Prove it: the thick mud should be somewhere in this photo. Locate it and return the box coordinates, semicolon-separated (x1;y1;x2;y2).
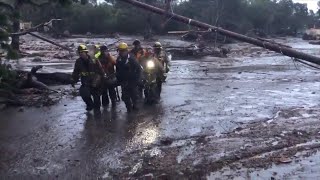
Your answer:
1;35;320;179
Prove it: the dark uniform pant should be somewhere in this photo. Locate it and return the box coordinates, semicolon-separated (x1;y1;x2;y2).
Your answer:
156;71;166;98
102;84;117;106
121;83;138;111
138;82;144;99
80;85;101;109
156;77;162;98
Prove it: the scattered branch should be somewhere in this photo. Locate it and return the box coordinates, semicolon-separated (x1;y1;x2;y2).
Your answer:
10;19;62;36
0;2;14;11
0;27;8;34
294;58;320;70
25;0;51;7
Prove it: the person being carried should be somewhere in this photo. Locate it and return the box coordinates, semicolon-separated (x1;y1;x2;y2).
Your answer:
98;45;117;107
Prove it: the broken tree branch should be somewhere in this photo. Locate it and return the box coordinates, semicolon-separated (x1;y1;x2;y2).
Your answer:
25;0;51;7
10;19;62;36
0;2;14;11
119;0;320;66
293;58;320;70
107;39;122;47
168;30;209;34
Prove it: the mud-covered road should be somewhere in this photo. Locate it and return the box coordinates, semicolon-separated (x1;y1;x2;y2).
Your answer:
1;35;320;179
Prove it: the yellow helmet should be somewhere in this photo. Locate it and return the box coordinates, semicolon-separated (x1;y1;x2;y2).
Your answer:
118;42;128;50
94;45;100;49
153;42;162;49
78;44;88;52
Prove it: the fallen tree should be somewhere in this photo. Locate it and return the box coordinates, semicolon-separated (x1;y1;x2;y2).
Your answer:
64;33;121;39
32;72;73;85
309;41;320;45
0;61;70;107
16;65;72;88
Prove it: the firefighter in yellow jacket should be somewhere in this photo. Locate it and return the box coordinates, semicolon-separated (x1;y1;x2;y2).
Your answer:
72;45;104;111
153;42;170;97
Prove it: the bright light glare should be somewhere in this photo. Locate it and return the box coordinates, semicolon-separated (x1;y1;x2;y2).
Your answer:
147;60;155;69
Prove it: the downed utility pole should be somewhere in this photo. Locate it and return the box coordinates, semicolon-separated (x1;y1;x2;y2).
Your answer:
118;0;320;66
28;32;72;52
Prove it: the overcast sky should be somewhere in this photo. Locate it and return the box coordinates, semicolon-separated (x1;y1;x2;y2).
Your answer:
293;0;318;11
97;0;318;11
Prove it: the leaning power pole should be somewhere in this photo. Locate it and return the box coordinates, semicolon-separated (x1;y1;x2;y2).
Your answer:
118;0;320;66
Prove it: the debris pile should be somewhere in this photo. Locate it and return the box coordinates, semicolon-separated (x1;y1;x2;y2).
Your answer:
166;45;229;58
0;61;72;108
167;31;231;58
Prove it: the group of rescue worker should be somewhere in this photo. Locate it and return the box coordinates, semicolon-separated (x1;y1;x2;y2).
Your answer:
71;40;170;112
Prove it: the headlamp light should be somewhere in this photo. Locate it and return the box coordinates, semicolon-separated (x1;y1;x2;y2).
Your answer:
147;60;155;69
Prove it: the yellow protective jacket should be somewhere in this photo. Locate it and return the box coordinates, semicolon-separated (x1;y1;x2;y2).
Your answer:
72;56;104;87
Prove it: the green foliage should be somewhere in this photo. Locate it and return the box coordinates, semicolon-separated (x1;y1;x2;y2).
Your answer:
0;12;14;59
0;13;9;40
6;48;19;59
1;0;319;39
0;60;17;88
0;0;89;53
20;0;317;36
21;1;167;34
175;0;314;35
67;3;118;34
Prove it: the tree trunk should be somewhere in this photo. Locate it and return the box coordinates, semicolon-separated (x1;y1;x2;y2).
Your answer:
11;18;20;51
11;1;22;51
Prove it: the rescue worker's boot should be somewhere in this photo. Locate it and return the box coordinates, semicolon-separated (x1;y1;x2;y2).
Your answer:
111;100;117;107
102;96;110;107
102;88;110;106
92;88;101;110
80;86;94;111
132;104;139;111
131;86;139;111
156;80;162;99
86;105;94;111
109;87;117;107
122;84;134;112
138;86;143;99
125;101;133;112
122;92;132;112
131;96;139;111
93;95;101;110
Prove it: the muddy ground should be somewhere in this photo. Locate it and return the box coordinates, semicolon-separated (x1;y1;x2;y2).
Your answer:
1;35;320;179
